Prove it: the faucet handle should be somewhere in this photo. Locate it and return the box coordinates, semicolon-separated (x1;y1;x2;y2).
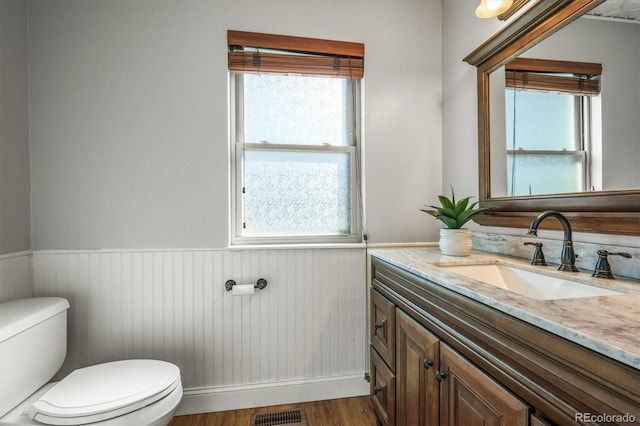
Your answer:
524;242;547;266
592;250;632;279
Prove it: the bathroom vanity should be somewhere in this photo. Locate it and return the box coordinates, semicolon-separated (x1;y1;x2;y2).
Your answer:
367;247;639;426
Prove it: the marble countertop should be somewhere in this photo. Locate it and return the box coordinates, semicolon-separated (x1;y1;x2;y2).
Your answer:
368;245;640;370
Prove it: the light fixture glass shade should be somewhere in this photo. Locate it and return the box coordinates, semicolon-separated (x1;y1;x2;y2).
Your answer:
475;0;514;18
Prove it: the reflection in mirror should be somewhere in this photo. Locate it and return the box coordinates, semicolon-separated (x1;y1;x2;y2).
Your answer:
489;6;640;197
464;0;640;235
506;89;588;196
491;58;603;196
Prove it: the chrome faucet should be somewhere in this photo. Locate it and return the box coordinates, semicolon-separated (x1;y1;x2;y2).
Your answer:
527;210;579;272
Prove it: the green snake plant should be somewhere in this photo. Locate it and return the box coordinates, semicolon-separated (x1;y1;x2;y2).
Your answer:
421;187;488;229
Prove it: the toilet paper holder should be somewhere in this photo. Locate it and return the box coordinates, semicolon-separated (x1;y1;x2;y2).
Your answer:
225;278;268;292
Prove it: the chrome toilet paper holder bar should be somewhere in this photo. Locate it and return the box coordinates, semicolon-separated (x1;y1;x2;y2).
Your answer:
225;278;268;291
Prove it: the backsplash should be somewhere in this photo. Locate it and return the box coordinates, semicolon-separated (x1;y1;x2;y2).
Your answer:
472;232;640;280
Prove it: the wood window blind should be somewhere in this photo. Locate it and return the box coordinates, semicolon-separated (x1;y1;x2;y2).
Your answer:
506;58;601;95
228;30;364;79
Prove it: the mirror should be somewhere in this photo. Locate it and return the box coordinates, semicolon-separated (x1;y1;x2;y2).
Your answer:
490;6;638;197
464;0;640;235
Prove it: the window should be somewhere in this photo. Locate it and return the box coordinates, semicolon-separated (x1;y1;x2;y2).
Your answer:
504;58;601;196
228;31;364;244
505;89;590;196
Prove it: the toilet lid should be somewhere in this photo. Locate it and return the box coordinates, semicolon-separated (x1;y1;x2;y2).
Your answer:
30;359;180;425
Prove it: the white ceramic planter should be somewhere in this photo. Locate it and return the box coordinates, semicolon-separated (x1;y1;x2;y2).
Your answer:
439;228;472;256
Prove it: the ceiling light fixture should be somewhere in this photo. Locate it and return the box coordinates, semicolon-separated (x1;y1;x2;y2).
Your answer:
476;0;514;18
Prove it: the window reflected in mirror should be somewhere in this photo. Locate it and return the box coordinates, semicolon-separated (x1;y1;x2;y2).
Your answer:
493;58;604;197
505;80;598;195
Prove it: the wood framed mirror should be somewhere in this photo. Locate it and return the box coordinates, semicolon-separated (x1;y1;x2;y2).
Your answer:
464;0;640;236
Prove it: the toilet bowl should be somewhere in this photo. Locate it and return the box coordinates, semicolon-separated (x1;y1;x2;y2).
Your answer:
0;298;183;426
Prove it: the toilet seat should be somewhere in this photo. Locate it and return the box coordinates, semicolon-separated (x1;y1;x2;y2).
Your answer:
29;360;180;426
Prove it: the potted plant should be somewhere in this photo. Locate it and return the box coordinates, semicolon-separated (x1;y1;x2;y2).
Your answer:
421;187;488;256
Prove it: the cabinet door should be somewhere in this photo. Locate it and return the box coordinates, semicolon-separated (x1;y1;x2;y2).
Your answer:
439;343;529;426
371;289;396;369
396;309;440;426
371;347;396;426
530;415;552;426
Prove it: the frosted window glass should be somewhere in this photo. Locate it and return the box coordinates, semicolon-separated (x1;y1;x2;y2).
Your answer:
243;149;352;236
505;90;577;150
244;74;348;146
507;154;584;196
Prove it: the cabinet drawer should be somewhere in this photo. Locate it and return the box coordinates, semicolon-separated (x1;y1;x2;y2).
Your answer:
371;289;396;369
371;346;396;426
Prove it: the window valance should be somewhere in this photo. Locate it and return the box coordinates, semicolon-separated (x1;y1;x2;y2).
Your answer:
506;58;601;95
228;30;364;79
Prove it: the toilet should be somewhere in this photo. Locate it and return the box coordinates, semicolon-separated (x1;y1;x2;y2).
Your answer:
0;297;182;425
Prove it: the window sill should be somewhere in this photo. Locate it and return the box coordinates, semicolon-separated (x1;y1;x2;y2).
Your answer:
227;243;367;251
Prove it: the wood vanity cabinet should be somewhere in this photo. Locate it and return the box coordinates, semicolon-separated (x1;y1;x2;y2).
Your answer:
369;257;640;426
371;288;528;426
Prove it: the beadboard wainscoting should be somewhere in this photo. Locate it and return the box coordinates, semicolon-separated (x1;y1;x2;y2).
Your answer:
0;251;33;302
32;247;369;414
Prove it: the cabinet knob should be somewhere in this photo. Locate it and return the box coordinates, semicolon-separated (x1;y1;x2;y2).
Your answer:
374;386;383;394
423;359;433;369
435;371;447;381
374;322;384;330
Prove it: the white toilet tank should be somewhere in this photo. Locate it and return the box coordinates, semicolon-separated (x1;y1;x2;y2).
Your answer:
0;297;70;417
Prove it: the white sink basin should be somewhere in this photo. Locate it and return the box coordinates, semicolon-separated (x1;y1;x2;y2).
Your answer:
439;264;622;300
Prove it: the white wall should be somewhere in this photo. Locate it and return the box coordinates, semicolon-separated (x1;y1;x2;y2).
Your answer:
442;0;501;203
0;251;32;302
24;0;443;413
0;0;32;301
29;0;443;249
0;0;31;255
33;247;367;413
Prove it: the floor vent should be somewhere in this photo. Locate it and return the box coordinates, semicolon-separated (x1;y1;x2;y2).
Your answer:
251;407;307;426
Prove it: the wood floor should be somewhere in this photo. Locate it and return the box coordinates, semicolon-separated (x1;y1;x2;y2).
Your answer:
168;396;377;426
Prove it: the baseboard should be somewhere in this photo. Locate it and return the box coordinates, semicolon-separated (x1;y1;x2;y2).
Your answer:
175;373;370;415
